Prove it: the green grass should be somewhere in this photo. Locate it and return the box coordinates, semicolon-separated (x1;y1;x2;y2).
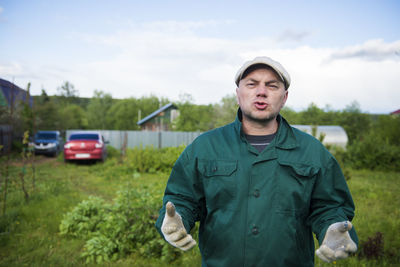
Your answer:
0;156;399;266
314;169;400;267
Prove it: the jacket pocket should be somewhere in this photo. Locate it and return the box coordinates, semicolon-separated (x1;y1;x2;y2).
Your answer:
274;160;319;214
197;159;238;210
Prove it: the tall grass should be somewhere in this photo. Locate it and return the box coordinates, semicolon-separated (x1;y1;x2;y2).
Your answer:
0;156;399;266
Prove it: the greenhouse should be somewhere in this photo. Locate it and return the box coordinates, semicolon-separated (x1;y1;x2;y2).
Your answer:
292;125;348;148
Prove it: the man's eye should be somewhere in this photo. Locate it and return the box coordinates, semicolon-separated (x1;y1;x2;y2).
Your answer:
247;83;255;87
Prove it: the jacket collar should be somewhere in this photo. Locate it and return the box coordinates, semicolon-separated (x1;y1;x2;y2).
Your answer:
234;108;298;150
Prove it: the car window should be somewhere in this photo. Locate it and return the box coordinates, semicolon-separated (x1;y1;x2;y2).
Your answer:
69;134;99;141
36;133;57;140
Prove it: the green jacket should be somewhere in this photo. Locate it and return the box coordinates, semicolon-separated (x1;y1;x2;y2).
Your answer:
156;112;357;267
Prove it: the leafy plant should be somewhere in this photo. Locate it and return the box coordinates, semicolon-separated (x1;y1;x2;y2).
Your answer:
59;196;110;238
81;235;118;263
346;132;400;171
124;145;185;174
106;145;120;159
59;186;191;263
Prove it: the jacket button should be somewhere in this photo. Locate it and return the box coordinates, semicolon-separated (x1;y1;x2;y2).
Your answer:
253;190;260;198
252;226;259;235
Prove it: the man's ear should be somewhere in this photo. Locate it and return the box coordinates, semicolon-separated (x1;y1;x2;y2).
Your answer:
280;90;288;109
236;88;240;105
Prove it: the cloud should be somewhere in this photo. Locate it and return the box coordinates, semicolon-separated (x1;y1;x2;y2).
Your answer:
0;62;41;80
1;20;399;113
139;19;235;34
327;39;400;62
281;46;400;113
277;29;312;43
0;6;7;24
0;6;4;21
0;61;75;91
64;20;274;101
73;19;235;46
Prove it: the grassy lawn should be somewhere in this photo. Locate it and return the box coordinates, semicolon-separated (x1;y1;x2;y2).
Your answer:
0;156;399;266
314;170;400;267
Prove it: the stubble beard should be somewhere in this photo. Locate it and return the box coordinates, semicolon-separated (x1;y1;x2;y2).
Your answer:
242;108;279;126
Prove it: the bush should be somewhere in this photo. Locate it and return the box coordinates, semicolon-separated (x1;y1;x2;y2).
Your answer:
340;114;400;172
106;145;120;159
331;146;352;180
345;133;400;172
59;196;110;238
125;145;185;174
59;186;190;263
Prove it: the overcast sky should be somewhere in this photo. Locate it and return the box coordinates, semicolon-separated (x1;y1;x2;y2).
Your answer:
0;0;399;113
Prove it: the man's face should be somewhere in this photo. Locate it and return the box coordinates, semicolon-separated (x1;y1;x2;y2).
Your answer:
236;67;288;125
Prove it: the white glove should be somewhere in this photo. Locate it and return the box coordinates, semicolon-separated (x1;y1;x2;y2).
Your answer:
316;221;357;263
161;201;197;251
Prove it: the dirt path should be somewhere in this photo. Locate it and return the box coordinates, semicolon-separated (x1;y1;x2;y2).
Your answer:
8;155;58;167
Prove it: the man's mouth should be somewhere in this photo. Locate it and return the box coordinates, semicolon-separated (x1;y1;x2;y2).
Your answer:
254;101;268;110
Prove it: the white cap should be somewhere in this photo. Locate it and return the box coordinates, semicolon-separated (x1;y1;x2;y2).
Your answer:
235;56;291;89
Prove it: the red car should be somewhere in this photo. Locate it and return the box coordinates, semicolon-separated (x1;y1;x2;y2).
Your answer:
64;132;107;162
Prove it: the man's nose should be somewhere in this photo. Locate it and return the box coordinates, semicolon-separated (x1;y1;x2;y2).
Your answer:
256;85;268;97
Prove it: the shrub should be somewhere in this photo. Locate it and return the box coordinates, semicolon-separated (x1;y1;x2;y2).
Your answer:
125;145;185;174
331;146;352;180
346;133;400;172
59;186;190;263
59;196;110;238
106;145;120;159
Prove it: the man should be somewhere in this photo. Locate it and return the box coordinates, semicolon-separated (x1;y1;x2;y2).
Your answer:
155;56;358;266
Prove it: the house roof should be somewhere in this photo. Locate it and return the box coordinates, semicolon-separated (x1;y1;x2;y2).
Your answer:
137;103;177;125
0;78;33;107
390;109;400;115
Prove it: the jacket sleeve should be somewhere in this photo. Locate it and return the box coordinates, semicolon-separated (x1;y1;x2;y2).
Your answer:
155;147;205;237
307;156;358;246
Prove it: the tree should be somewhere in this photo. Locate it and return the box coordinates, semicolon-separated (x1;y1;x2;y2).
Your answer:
106;95;168;130
56;81;79;106
34;89;61;130
174;95;215;131
373;114;400;146
337;101;372;145
19;83;34;135
297;103;326;125
106;98;140;130
37;88;50;104
280;106;299;124
137;95;169;122
59;104;88;130
213;94;238;128
57;81;78;98
86;90;113;129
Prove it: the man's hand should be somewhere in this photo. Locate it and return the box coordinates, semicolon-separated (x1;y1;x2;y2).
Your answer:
316;221;357;263
161;201;197;251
